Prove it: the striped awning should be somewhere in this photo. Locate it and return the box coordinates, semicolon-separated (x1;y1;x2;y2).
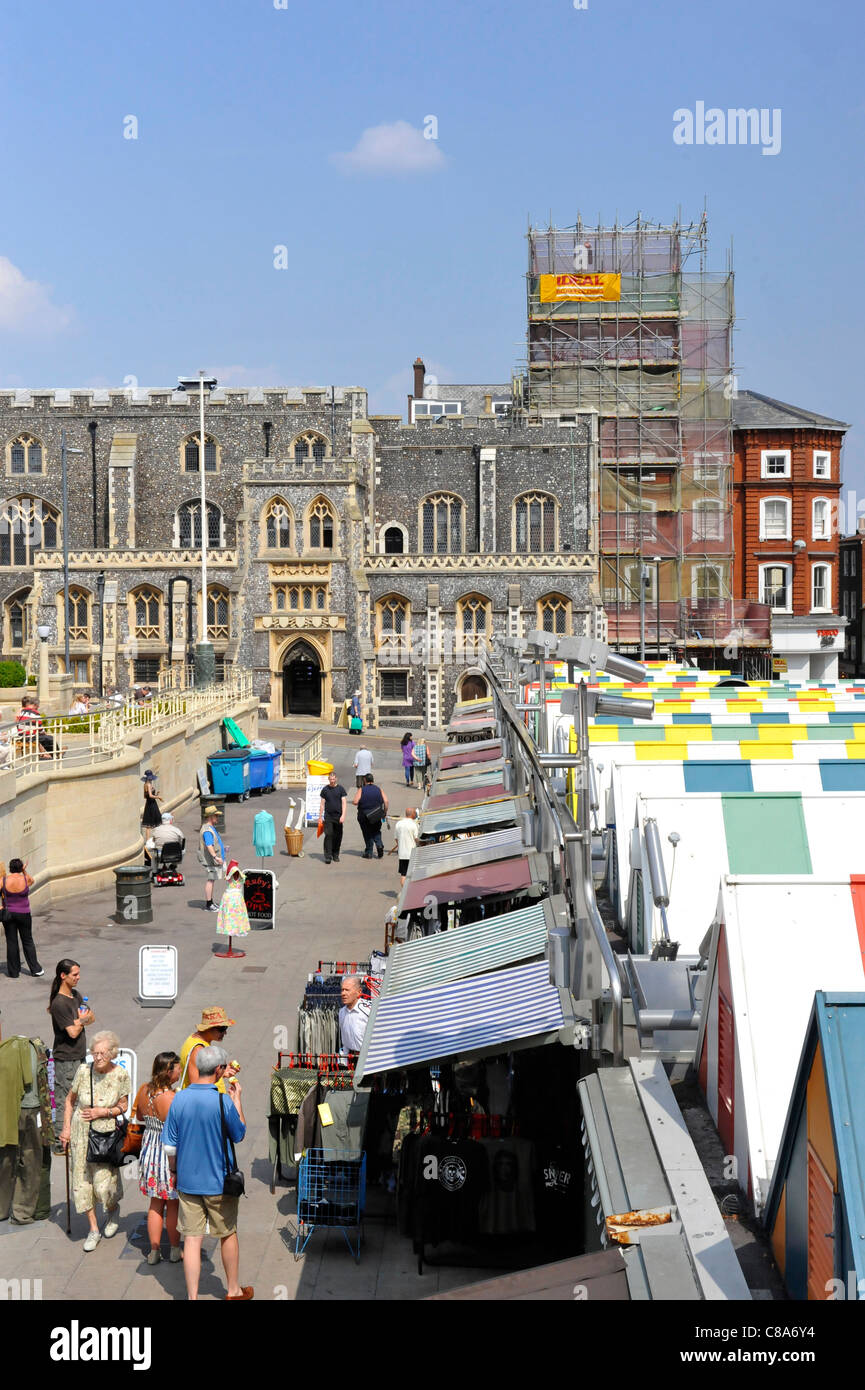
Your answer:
409;826;527;878
383;900;554;996
355;959;565;1080
420;798;521;837
426;783;507;811
400;854;536;912
435;760;507;782
429;770;506;797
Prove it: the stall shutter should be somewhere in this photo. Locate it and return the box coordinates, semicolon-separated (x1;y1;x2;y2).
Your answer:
717;991;734;1155
807;1145;835;1301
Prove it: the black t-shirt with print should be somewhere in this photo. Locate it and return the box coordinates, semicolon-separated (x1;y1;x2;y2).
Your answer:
320;784;347;819
411;1137;489;1248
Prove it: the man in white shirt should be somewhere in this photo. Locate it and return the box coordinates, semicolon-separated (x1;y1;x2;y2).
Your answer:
390;806;419;886
353;745;373;788
338;975;370;1054
151;811;186;854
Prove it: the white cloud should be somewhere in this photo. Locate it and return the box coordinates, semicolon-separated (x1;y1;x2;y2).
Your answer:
0;257;72;335
330;121;446;176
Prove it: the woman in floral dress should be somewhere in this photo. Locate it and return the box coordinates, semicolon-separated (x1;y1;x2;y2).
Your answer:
132;1051;182;1265
59;1029;129;1253
216;860;250;941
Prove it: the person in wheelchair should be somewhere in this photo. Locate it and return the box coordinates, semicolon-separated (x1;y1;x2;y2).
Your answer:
150;812;186;885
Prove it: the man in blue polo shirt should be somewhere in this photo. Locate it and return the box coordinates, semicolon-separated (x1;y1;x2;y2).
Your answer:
162;1044;251;1301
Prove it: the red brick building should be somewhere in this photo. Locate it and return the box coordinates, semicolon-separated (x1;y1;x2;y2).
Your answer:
732;391;848;680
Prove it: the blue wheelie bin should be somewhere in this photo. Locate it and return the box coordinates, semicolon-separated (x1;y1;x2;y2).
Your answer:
207;749;251;801
249;748;281;794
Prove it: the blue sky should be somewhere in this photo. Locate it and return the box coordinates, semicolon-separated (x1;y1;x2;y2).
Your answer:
0;0;862;487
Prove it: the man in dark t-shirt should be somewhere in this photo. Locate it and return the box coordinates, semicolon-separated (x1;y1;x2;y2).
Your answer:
318;771;348;865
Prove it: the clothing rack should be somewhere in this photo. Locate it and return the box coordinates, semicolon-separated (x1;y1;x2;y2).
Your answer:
276;1052;355;1074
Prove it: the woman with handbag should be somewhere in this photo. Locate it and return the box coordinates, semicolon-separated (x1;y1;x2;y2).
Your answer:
59;1029;129;1252
132;1051;182;1266
353;773;389;859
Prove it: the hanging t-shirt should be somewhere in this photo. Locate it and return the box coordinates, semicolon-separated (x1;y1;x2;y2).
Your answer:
535;1144;580;1240
477;1137;537;1236
411;1136;488;1248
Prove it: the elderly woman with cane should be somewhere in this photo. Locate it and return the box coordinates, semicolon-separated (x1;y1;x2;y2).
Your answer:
59;1029;129;1251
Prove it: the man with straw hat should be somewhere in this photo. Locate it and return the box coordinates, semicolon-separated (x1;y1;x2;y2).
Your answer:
179;1006;238;1094
199;805;226;912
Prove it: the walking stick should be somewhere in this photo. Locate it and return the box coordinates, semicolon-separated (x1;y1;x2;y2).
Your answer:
64;1145;71;1234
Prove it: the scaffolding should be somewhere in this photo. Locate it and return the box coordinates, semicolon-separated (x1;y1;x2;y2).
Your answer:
523;214;754;662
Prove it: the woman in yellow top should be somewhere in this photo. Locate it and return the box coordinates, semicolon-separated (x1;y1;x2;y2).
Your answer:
178;1005;239;1094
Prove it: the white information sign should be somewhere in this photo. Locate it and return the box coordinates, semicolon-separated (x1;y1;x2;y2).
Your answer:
305;774;329;824
138;944;178;1008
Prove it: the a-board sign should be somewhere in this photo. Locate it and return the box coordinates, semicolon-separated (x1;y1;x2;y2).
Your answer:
244;869;276;929
84;1047;137;1120
305;774;328;824
197;766;210;796
138;944;178;1008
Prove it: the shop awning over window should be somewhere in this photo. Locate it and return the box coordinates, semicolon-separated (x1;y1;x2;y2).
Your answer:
425;783;507;811
383;899;556;997
420;798;522;837
400;852;543;912
410;826;527;878
355;959;565;1081
435;759;507;782
440;739;503;769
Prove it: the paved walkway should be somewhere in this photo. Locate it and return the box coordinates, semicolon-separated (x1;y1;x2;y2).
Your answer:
0;728;495;1300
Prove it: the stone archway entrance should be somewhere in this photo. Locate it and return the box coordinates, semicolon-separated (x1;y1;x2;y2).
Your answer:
459;673;489;702
283;641;322;717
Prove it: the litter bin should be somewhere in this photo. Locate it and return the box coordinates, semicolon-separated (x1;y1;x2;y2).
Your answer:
285;827;304;857
114;864;153;925
199;793;227;834
208;749;251;800
249;749;281;794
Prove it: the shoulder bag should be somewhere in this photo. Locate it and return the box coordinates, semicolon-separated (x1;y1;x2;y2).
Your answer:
363;791;387;828
0;877;7;926
85;1065;129;1167
219;1091;245;1198
123;1088;148;1158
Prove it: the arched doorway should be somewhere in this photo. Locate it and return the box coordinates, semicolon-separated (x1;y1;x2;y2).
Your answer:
283;641;322;716
459;673;488;702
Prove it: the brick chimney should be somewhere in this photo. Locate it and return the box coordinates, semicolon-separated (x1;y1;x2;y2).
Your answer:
412;357;426;399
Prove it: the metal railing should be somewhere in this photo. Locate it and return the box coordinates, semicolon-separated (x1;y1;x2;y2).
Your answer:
280;732;323;784
3;671;254;778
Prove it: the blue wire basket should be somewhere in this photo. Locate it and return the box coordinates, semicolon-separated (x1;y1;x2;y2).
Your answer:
295;1148;366;1262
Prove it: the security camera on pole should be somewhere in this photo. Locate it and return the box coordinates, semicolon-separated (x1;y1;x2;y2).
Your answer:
177;372;218;686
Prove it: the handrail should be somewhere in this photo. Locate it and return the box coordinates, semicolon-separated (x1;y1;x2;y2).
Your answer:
484;661;625;1065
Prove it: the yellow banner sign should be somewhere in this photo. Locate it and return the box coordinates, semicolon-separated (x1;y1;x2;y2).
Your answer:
539;273;621;303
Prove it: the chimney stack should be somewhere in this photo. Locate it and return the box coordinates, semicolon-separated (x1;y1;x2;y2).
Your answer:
412;357;426;400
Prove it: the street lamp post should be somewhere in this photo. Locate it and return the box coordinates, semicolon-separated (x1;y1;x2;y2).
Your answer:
177;373;218;686
36;624;51;707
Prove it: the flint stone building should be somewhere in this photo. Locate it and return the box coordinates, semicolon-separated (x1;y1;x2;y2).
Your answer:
0;384;597;728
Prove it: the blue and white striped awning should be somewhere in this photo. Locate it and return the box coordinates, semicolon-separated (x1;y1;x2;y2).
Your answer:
383;900;553;996
355;959;565;1080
